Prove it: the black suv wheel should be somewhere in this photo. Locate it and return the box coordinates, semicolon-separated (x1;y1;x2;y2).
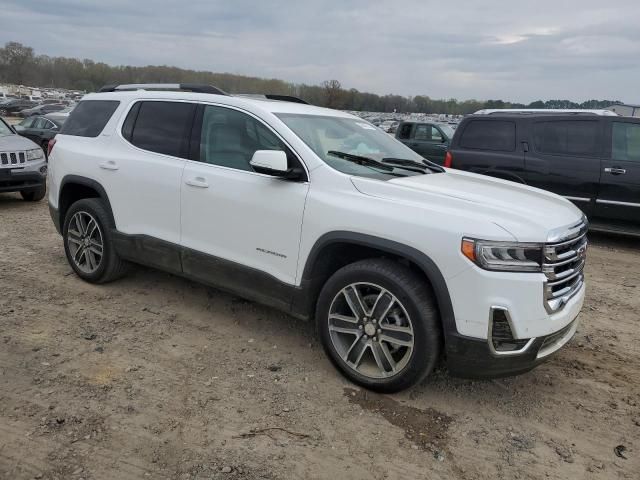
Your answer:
20;184;46;202
62;198;128;283
316;258;441;392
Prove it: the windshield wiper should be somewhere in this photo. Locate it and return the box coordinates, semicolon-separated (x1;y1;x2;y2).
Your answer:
327;150;396;172
382;157;445;173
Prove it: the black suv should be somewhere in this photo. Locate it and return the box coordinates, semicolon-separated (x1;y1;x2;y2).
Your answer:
447;111;640;235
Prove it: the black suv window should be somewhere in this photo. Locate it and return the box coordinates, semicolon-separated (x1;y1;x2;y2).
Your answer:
61;100;120;138
460;120;515;151
198;105;292;172
533;120;599;156
612;122;640;163
125;101;195;158
397;123;413;140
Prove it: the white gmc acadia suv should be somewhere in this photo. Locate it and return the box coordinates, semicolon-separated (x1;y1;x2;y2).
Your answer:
47;84;587;392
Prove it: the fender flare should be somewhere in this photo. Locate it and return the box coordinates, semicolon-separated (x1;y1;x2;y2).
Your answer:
301;231;458;338
58;175;116;227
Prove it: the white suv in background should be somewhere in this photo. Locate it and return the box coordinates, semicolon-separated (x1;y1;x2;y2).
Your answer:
47;84;587;392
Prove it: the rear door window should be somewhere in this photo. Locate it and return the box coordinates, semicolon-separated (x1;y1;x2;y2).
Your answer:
60;100;120;137
533;121;600;156
612;122;640;162
460;120;516;151
125;101;195;158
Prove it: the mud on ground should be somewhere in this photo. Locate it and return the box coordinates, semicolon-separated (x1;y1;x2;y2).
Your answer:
1;194;638;479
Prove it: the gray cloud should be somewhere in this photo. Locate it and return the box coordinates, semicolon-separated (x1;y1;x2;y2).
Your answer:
1;0;638;102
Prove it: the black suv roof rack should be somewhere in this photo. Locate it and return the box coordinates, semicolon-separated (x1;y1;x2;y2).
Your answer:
235;93;309;105
98;83;229;95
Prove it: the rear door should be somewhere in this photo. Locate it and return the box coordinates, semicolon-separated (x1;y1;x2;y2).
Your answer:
100;100;194;252
450;118;525;182
595;119;640;223
524;118;603;215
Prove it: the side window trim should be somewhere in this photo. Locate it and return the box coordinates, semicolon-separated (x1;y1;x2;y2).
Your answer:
188;102;309;182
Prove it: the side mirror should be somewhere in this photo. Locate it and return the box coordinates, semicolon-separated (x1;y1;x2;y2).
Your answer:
250;150;287;173
250;150;304;180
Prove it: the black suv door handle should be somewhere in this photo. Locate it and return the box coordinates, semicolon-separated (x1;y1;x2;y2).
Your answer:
604;167;626;175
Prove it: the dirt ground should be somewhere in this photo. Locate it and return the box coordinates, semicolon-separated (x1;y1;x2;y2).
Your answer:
0;193;638;480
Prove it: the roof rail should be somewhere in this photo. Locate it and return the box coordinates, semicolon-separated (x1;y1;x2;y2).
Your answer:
474;108;618;117
98;83;229;95
235;93;309;105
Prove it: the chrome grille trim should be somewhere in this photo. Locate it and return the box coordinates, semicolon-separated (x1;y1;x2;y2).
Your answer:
543;220;588;314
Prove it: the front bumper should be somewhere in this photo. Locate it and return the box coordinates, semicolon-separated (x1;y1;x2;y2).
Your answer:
445;306;581;379
0;168;46;193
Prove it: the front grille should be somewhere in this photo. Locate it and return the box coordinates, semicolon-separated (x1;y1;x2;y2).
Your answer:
0;151;26;167
542;221;588;313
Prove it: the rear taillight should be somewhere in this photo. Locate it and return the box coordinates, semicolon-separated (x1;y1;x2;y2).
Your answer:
444;151;453;168
47;137;57;158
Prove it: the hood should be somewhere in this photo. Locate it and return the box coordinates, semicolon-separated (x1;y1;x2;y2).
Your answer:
351;169;584;242
0;133;40;151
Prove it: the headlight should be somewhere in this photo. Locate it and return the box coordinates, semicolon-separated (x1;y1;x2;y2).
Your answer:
26;148;44;161
461;238;543;272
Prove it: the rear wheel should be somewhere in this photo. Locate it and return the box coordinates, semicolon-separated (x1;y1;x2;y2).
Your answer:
316;258;441;392
62;198;128;283
21;184;46;202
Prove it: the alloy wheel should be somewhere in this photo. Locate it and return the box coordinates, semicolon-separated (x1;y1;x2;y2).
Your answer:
67;211;104;274
328;282;415;379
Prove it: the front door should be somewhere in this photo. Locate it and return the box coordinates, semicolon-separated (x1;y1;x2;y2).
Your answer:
180;104;309;297
595;120;640;223
409;124;448;164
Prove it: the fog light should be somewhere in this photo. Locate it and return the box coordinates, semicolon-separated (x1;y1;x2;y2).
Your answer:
39;166;48;174
489;307;533;355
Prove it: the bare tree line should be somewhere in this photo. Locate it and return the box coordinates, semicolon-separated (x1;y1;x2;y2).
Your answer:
0;42;619;114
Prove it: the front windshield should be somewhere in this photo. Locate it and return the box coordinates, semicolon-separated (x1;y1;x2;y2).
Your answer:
0;120;14;137
276;113;428;179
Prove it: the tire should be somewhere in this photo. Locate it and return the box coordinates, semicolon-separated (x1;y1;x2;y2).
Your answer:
21;184;46;202
62;198;129;283
316;258;441;393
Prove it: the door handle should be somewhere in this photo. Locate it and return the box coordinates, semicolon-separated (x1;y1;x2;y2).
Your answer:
185;177;209;188
99;160;119;171
604;167;626;175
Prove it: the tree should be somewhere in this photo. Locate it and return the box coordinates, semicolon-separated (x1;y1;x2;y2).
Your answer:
0;42;35;84
322;79;343;108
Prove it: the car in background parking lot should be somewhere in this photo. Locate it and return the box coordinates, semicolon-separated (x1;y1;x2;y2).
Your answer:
15;115;64;154
447;110;640;235
0;99;38;116
17;103;67;118
395;120;455;164
0;116;48;201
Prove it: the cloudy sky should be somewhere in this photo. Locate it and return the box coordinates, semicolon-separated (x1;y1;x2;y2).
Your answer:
2;0;639;103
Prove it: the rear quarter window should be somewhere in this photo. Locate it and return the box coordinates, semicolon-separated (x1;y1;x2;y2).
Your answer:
459;120;515;151
60;100;120;138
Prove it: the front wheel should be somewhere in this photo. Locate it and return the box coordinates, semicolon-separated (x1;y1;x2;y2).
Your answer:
21;184;46;202
316;258;441;392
